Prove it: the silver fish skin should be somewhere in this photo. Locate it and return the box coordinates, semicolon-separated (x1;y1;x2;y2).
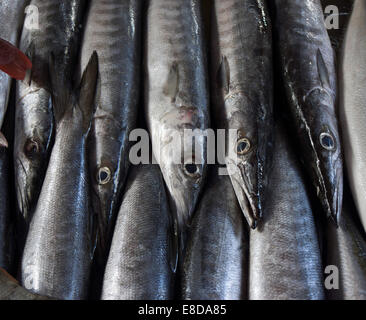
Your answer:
210;0;273;228
274;0;343;225
340;0;366;234
78;0;142;262
21;53;99;300
0;268;49;300
325;196;366;300
181;168;248;300
0;147;11;271
14;0;87;232
144;0;210;236
249;123;324;300
0;0;28;132
101;164;175;300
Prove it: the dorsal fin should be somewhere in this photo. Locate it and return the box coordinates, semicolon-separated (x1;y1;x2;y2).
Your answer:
48;52;70;124
317;49;330;89
78;51;99;132
163;62;179;102
217;55;230;95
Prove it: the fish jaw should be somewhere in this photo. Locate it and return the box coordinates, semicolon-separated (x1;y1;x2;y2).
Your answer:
226;159;262;229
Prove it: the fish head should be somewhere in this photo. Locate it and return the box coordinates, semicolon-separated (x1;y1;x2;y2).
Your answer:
223;97;270;227
154;119;207;231
14;87;53;224
306;88;343;224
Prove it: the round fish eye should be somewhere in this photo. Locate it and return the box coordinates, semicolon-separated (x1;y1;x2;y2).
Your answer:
236;138;251;155
24;139;39;159
96;166;111;185
184;163;199;177
319;132;335;151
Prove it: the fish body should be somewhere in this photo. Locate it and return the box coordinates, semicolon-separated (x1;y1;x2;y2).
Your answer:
14;0;86;234
249;123;324;300
340;0;366;233
101;164;175;300
210;0;273;227
0;147;11;271
79;0;142;264
20;53;98;300
0;268;49;300
0;0;28;129
325;195;366;300
144;0;210;238
274;0;343;224
181;168;248;300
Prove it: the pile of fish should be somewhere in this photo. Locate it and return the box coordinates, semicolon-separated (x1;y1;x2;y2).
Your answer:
0;0;365;300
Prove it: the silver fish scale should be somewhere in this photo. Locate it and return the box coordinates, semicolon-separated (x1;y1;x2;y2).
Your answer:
102;165;173;300
276;0;337;99
249;124;324;300
181;172;248;300
148;0;208;111
21;114;92;300
80;0;139;118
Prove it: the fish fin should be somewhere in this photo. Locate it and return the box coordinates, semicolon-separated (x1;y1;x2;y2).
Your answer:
217;55;230;95
317;49;330;89
48;52;70;124
0;132;8;148
163;62;179;102
77;51;99;132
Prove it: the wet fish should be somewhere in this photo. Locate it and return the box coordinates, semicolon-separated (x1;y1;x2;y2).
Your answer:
144;0;210;240
0;0;28;135
101;163;175;300
249;123;324;300
14;0;87;235
21;53;99;300
210;0;273;228
0;268;49;300
181;167;248;300
79;0;142;266
0;147;11;271
273;0;343;225
325;194;366;300
339;0;366;233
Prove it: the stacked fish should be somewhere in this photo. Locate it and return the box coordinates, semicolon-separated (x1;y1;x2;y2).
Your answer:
0;0;365;300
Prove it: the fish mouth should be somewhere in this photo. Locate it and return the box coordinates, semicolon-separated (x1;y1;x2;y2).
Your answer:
321;160;343;227
227;162;262;229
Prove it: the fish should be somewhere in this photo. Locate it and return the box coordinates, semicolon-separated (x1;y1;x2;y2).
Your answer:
101;163;175;300
78;0;142;267
273;0;343;225
210;0;273;228
144;0;210;244
0;0;28;141
0;268;49;300
249;122;324;300
0;146;11;271
339;0;366;234
325;194;366;300
14;0;87;238
20;52;99;300
181;167;248;300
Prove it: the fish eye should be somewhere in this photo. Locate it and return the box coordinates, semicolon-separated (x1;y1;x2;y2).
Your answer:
319;132;335;151
236;138;251;155
96;166;111;185
184;163;199;177
24;139;39;159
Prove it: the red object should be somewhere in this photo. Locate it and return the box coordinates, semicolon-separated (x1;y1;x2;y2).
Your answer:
0;37;32;80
